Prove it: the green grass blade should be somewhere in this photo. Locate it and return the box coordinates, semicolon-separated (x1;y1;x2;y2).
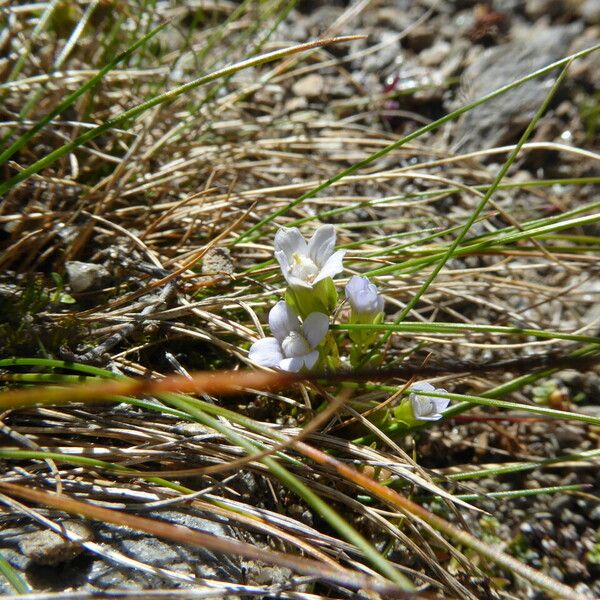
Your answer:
410;390;600;427
16;0;101;122
445;449;600;482
235;44;600;243
413;484;585;504
333;321;600;345
389;58;572;333
365;212;600;277
0;358;122;378
0;36;358;197
0;21;168;168
2;1;60;86
158;392;413;590
0;550;30;594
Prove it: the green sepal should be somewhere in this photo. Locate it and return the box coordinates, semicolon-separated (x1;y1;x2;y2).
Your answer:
285;277;338;319
392;399;417;427
321;331;341;371
348;310;385;350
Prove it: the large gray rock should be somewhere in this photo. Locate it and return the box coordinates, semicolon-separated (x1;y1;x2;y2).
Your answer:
453;24;583;152
1;508;244;592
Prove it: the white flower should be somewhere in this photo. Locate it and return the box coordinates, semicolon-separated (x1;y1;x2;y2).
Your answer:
248;301;329;372
274;225;345;289
409;382;450;421
345;275;384;319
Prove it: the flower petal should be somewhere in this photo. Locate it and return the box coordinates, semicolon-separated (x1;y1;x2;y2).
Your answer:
431;389;450;412
314;249;345;284
302;350;319;370
308;224;336;266
345;275;366;299
248;337;283;368
274;250;292;285
287;274;313;289
410;382;435;394
269;301;300;341
345;275;383;315
274;227;307;261
416;412;443;421
303;312;329;348
279;356;304;372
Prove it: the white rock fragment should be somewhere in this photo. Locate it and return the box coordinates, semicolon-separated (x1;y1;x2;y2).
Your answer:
65;261;110;292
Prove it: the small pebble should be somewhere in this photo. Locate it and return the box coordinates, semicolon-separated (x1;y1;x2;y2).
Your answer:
525;0;565;19
291;74;325;99
581;0;600;23
554;424;584;447
66;261;110;293
559;524;579;544
520;522;534;535
19;521;93;565
561;508;586;527
201;247;234;286
565;557;588;578
420;41;451;67
549;495;572;514
589;505;600;522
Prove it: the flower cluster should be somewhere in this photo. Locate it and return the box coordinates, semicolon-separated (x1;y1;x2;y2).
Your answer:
247;224;451;423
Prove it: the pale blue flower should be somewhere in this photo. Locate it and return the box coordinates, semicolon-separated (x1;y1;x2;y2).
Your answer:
274;225;345;289
249;301;328;372
409;382;450;421
345;275;384;320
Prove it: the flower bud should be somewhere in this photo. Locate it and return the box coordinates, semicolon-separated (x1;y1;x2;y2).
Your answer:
345;275;384;322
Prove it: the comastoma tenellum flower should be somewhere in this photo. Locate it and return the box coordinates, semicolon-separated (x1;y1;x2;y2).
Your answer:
345;275;384;322
409;382;450;421
274;225;345;289
248;301;329;372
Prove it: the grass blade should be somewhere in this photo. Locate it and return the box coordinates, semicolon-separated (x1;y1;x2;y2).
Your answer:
0;21;168;168
235;44;599;243
0;36;361;197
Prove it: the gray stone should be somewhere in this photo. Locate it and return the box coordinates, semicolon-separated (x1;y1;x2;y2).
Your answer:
420;40;451;67
65;261;110;293
88;510;241;590
119;537;181;567
0;546;29;571
589;505;600;522
291;74;325;99
18;521;94;565
493;0;525;10
554;424;584;447
363;34;401;72
201;247;233;277
453;24;583;152
525;0;565;19
201;246;234;286
581;0;600;23
564;556;588;578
